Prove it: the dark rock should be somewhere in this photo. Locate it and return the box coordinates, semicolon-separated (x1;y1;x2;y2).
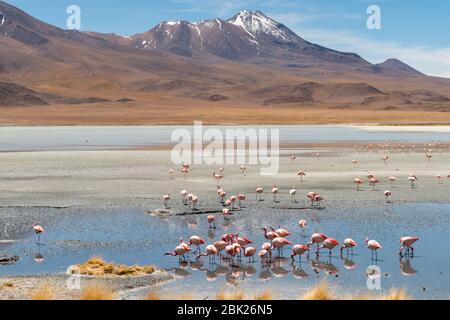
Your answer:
0;254;19;265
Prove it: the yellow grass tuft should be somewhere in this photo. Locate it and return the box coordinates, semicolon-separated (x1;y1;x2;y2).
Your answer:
382;288;411;300
302;282;334;300
70;256;156;277
145;292;161;300
2;281;14;288
216;290;245;300
29;285;56;300
253;290;273;300
79;284;116;300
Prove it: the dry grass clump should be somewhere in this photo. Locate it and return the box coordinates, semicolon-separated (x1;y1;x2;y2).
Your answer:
253;290;273;300
79;284;116;300
302;282;334;300
29;285;56;300
382;288;411;300
216;290;245;300
145;291;193;300
2;281;14;288
70;256;156;277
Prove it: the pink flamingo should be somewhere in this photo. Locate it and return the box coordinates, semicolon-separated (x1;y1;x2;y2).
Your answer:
191;195;199;211
163;194;171;209
426;153;432;161
365;237;382;260
256;187;264;201
213;240;228;257
436;174;443;184
272;185;279;203
399;236;419;256
229;195;237;209
317;238;339;256
307;233;327;249
316;153;320;160
181;167;190;179
261;227;279;241
369;178;379;191
196;245;218;264
261;242;272;258
352;160;358;168
207;215;216;229
189;235;206;254
270;227;291;238
221;233;235;244
244;247;257;262
291;244;309;262
382;155;389;164
290;155;296;164
32;223;44;244
354;178;363;191
222;208;231;220
340;238;357;255
297;171;306;182
180;188;188;205
225;244;240;265
271;237;292;258
213;171;223;187
298;220;307;237
165;244;191;262
389;176;397;188
313;194;324;207
408;175;417;188
238;194;246;208
258;249;270;264
169;169;175;179
384;190;392;203
235;233;253;249
217;189;226;204
290;186;297;203
307;192;318;206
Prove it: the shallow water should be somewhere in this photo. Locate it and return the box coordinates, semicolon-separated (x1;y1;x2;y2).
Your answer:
1;125;450;151
1;200;449;299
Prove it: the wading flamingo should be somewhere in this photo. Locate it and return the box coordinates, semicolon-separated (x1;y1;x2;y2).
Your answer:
384;190;392;203
213;240;227;257
365;237;382;260
382;155;389;164
290;186;297;203
272;185;279;203
259;249;270;265
189;235;206;254
369;178;379;191
340;238;357;255
261;242;272;258
307;233;327;249
272;237;292;258
436;174;443;184
32;223;44;244
352;160;358;168
389;176;397;188
297;171;306;182
244;247;257;262
298;219;307;237
408;175;417;188
399;236;419;257
218;189;226;204
271;227;291;238
307;192;318;206
290;155;296;164
180;188;188;205
207;215;216;229
229;195;237;209
169;169;175;179
240;165;247;176
225;244;240;265
354;178;363;191
317;238;339;256
213;172;223;187
165;244;191;262
291;244;309;262
426;153;433;161
181;167;190;179
163;194;171;209
238;194;246;208
191;195;199;211
222;208;231;220
256;187;264;201
313;194;324;207
196;245;218;264
261;227;279;241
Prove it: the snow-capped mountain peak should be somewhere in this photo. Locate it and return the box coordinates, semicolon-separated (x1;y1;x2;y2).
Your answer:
228;10;298;42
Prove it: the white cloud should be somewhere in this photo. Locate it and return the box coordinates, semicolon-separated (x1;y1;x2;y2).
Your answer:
298;28;450;78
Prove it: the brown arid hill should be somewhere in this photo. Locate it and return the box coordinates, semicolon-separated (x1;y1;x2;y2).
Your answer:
1;2;450;125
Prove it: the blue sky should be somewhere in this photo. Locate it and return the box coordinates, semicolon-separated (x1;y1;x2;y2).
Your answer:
4;0;450;77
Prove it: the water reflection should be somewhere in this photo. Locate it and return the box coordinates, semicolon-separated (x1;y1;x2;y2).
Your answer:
400;256;418;276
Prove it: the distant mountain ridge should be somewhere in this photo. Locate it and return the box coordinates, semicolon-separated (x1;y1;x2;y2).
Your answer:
0;1;449;115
